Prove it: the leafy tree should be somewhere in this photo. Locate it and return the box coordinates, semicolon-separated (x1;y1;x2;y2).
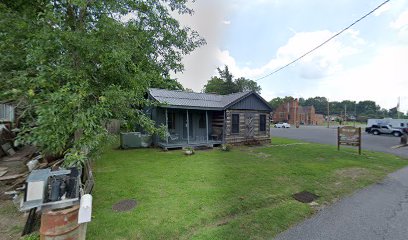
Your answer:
304;97;328;114
235;77;261;93
356;100;380;118
268;96;294;111
330;101;342;115
0;0;204;165
268;97;284;111
204;77;228;94
203;65;261;94
298;97;306;106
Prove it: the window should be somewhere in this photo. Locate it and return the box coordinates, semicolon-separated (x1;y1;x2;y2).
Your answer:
232;114;239;134
401;123;405;127
167;112;176;130
279;112;284;118
199;113;206;129
259;114;266;132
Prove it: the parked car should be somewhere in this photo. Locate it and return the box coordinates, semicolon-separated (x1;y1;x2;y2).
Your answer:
367;124;404;137
275;122;291;128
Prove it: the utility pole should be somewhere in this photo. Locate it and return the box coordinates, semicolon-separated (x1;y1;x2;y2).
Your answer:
398;97;401;119
287;102;290;123
294;99;297;127
354;102;357;127
344;104;347;124
327;99;330;128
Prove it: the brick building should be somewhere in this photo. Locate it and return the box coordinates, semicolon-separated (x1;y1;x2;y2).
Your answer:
272;99;325;125
272;99;299;125
314;114;325;125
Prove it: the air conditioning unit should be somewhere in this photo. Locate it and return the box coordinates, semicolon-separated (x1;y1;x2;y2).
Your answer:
120;132;142;149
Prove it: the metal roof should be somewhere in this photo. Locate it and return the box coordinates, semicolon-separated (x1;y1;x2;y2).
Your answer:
148;88;252;110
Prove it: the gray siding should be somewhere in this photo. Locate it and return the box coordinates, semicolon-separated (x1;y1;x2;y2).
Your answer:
228;94;271;111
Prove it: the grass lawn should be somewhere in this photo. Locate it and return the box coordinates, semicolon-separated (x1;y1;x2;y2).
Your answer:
87;137;407;240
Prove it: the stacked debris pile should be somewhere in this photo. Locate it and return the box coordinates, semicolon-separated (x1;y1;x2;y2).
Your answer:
0;124;16;157
0;124;94;238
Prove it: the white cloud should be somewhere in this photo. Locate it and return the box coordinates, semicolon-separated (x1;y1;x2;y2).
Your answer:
170;1;408;113
172;0;228;91
391;9;408;29
313;45;408;113
214;29;408;112
216;29;364;80
374;2;392;16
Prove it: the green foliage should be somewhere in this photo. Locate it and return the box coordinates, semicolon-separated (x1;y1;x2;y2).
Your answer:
0;1;204;163
203;65;261;95
304;97;329;114
221;143;232;151
268;96;294;111
184;146;194;155
235;77;262;93
63;149;88;167
22;233;40;240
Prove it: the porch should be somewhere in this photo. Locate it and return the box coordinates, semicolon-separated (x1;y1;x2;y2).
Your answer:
158;140;223;149
156;108;225;149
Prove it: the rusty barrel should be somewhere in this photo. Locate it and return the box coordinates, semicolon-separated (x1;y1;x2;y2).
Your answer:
40;205;80;240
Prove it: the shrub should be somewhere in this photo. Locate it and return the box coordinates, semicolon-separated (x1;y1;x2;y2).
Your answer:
184;146;194;155
221;144;232;151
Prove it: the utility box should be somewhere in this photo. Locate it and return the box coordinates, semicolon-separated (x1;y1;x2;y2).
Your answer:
120;132;142;149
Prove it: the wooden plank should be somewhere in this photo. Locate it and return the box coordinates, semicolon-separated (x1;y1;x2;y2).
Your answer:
0;170;8;177
0;173;25;181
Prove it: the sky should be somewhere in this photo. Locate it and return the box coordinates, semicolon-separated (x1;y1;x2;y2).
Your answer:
172;0;408;113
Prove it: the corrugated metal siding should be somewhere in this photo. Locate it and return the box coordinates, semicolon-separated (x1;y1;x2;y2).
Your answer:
0;104;14;122
228;94;271;111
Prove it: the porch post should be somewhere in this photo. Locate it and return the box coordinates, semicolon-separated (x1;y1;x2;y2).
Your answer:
187;109;190;144
165;108;168;145
206;111;209;143
223;110;226;143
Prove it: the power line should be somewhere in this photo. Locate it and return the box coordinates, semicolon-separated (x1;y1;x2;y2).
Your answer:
254;0;390;81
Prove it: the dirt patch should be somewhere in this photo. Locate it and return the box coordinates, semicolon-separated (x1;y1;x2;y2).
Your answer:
292;191;319;203
335;167;369;180
0;146;38;239
112;199;137;212
0;200;26;240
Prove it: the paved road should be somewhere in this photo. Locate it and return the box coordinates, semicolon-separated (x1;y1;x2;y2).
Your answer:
275;166;408;240
271;126;408;158
272;126;408;240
